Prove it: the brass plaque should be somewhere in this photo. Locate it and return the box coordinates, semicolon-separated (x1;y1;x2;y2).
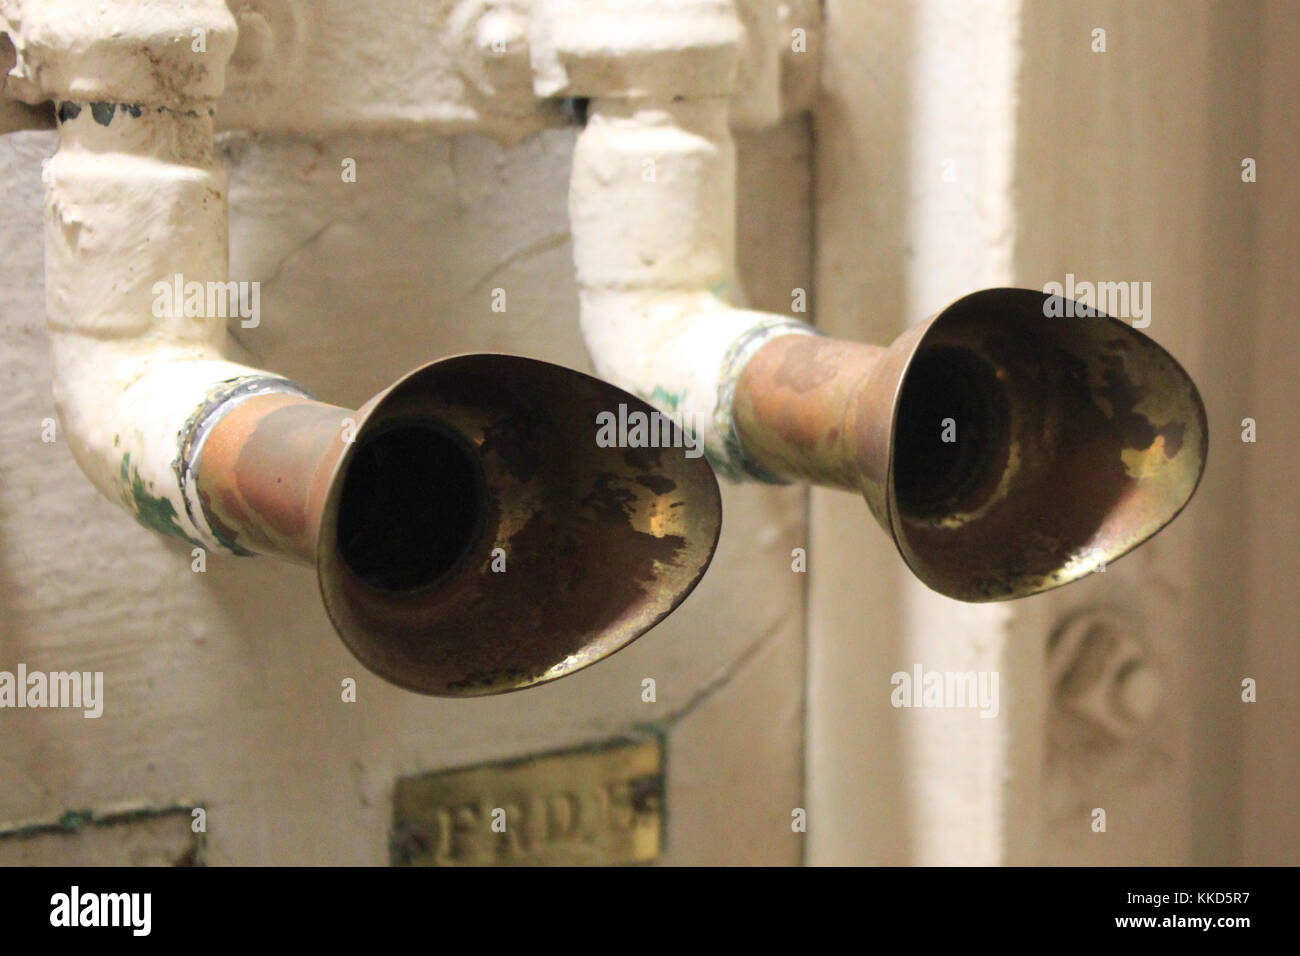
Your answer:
391;736;663;866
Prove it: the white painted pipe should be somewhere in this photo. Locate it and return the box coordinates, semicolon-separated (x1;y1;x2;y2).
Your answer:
45;102;312;552
30;1;312;553
570;96;817;481
556;0;817;482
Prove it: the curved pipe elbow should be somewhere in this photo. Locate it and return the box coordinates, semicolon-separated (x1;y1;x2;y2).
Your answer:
52;352;310;552
44;104;308;554
569;97;818;482
576;288;817;482
566;93;1208;602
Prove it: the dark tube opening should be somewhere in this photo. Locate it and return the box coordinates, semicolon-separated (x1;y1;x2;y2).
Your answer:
893;348;1009;520
337;420;485;592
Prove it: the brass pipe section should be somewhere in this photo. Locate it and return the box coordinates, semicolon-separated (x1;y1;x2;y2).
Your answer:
733;288;1208;602
198;393;348;564
733;337;886;491
191;355;723;696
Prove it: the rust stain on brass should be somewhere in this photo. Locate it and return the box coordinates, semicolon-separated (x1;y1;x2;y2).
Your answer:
195;355;722;697
734;288;1207;602
391;737;663;867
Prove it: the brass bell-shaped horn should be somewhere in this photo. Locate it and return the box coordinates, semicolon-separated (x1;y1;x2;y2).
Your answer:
196;354;722;695
735;287;1207;601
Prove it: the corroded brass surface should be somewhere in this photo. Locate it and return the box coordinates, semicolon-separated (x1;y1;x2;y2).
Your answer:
736;288;1207;601
392;737;663;866
199;354;722;696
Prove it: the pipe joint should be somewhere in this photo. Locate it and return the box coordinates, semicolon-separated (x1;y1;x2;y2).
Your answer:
44;81;306;554
530;0;743;100
571;94;820;481
0;0;238;109
564;10;1207;602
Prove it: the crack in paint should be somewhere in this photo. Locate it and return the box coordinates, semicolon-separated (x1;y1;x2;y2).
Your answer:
0;802;207;866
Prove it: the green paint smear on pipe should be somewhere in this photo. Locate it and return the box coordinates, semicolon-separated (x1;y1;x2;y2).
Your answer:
647;386;685;413
119;453;203;547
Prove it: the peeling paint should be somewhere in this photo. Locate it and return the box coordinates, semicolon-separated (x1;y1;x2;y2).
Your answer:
89;101;115;126
119;453;202;546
